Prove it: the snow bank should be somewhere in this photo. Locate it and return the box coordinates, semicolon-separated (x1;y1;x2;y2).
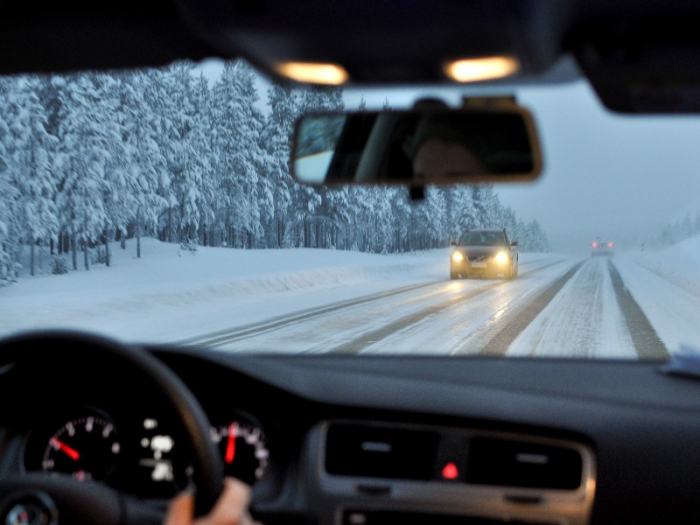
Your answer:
9;237;446;296
610;235;700;353
631;235;700;299
0;238;450;341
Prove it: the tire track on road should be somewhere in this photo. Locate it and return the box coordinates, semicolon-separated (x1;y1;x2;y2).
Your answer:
328;258;569;355
608;260;669;359
176;281;443;348
478;261;585;356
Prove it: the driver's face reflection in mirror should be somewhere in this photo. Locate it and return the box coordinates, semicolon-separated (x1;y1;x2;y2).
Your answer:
413;138;488;181
410;115;490;182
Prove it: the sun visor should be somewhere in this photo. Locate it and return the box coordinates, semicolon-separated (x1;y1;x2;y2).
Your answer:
568;17;700;113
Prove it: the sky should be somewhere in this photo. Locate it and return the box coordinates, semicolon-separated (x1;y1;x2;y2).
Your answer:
341;81;700;254
502;82;700;253
195;59;700;254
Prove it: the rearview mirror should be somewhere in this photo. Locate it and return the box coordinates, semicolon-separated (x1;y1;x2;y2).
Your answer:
291;107;542;185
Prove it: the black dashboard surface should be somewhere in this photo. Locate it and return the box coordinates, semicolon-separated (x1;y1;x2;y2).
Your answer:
2;346;700;524
160;349;700;524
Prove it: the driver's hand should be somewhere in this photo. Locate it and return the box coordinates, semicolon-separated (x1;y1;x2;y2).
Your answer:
165;477;258;525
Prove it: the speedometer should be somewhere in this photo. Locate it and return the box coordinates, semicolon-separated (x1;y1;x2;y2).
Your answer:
41;416;120;481
210;414;268;485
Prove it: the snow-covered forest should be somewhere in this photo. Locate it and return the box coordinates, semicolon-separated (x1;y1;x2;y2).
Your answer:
0;60;549;284
656;211;700;246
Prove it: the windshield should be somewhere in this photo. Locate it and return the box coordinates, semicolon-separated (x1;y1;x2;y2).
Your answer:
458;232;508;247
1;59;699;359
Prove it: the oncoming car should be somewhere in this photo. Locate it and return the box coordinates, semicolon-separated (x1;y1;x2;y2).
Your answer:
450;229;518;280
2;2;700;525
591;238;615;257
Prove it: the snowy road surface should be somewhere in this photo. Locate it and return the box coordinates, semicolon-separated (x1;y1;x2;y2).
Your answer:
2;238;697;358
178;255;677;358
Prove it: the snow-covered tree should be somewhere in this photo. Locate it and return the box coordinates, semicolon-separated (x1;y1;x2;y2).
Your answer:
8;78;59;275
0;63;553;286
262;81;300;247
0;77;21;283
293;85;344;248
211;60;265;248
119;71;169;258
55;74;123;270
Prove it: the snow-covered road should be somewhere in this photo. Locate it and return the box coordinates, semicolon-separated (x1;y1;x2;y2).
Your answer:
2;238;697;358
179;255;679;358
185;256;575;354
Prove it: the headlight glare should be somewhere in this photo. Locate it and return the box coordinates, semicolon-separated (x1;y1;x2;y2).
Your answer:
495;251;509;264
452;252;464;263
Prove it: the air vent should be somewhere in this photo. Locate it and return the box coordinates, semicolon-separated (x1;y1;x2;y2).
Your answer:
325;423;439;480
466;437;583;490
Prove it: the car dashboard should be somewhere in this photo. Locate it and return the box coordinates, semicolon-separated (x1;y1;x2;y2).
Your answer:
2;343;700;525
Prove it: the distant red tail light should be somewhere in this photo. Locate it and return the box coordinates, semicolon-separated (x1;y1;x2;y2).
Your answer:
608;242;613;247
592;242;598;248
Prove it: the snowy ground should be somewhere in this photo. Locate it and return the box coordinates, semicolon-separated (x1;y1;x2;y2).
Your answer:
0;238;447;344
1;236;699;358
613;237;700;354
507;258;638;358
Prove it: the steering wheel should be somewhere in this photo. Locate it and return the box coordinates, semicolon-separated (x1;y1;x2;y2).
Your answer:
0;330;225;525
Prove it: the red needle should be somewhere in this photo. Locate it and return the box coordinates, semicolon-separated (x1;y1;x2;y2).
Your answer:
51;437;80;461
225;423;237;464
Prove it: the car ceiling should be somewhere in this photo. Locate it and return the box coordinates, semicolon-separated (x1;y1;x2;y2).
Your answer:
3;0;700;113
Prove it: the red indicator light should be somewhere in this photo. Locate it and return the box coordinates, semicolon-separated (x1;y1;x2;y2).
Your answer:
608;242;613;247
442;462;459;480
592;242;597;248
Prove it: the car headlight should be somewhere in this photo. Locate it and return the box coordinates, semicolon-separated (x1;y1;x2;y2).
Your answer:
452;252;464;263
494;251;509;264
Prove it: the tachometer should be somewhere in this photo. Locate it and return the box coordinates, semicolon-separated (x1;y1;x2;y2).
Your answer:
41;416;120;481
210;415;268;485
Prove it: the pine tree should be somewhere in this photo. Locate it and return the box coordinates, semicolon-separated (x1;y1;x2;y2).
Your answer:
263;81;302;247
0;77;21;283
294;85;344;248
119;70;169;257
9;78;59;275
55;74;122;270
211;60;265;248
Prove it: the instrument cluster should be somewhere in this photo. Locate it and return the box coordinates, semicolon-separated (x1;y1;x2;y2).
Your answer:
23;406;270;499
